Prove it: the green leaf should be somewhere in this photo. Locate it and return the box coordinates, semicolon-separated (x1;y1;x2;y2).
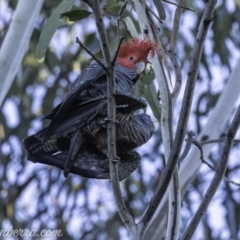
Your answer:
109;38;119;55
36;0;75;60
125;17;139;38
104;2;124;14
139;70;161;121
61;9;92;21
45;50;60;71
153;0;166;20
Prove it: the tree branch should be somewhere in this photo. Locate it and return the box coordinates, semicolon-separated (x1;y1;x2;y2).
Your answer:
164;1;186;238
144;1;217;239
146;54;240;240
83;0;136;237
169;0;184;100
118;0;128;17
169;50;182;100
111;33;125;66
131;1;181;239
150;0;217;215
190;139;240;187
76;37;107;71
201;138;240;145
162;0;195;12
181;103;240;239
178;131;195;167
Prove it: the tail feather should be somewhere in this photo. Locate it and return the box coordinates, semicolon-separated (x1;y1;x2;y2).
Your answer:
26;143;140;181
23;134;43;154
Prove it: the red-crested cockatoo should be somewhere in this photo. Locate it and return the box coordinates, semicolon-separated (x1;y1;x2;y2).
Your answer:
23;38;156;180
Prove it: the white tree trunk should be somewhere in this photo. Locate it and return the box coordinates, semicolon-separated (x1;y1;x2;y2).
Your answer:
0;0;44;107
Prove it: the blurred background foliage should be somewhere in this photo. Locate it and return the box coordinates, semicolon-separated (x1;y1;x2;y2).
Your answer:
0;0;240;239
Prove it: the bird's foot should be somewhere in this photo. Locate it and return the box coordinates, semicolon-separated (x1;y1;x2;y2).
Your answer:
112;156;120;163
104;117;120;124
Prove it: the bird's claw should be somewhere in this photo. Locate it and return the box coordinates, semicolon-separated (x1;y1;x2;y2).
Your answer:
104;117;120;124
112;156;120;163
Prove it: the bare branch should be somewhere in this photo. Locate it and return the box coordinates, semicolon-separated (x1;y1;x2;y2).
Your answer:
102;8;118;26
145;5;164;24
158;0;217;200
178;131;195;167
118;0;128;17
190;139;240;187
111;33;125;66
169;0;184;52
146;56;240;240
169;50;182;100
201;138;240;145
181;103;240;240
162;0;195;12
169;0;184;99
76;37;107;72
84;0;136;237
132;1;181;239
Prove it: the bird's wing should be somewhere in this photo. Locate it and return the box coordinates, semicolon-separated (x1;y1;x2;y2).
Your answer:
43;62;106;141
46;97;107;137
23;97;107;155
43;93;147;140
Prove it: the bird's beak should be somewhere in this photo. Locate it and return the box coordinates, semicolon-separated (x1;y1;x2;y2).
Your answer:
135;61;145;74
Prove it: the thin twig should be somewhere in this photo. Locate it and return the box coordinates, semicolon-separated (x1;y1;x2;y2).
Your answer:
141;2;171;85
201;138;240;145
102;8;118;26
178;131;195;167
169;0;184;51
145;5;163;24
202;161;240;187
118;0;128;17
169;0;184;99
161;2;185;238
169;50;182;100
146;53;240;239
75;37;107;72
181;103;240;239
191;139;204;159
111;33;125;66
162;0;195;12
116;0;128;37
191;139;240;187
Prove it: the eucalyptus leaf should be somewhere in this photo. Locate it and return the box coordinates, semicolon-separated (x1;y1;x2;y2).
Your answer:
45;50;60;71
139;70;161;121
109;38;119;55
153;0;166;20
61;9;92;21
36;0;75;59
125;17;139;38
104;2;124;14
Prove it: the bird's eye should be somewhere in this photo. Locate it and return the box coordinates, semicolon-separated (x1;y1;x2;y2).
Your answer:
129;56;135;61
